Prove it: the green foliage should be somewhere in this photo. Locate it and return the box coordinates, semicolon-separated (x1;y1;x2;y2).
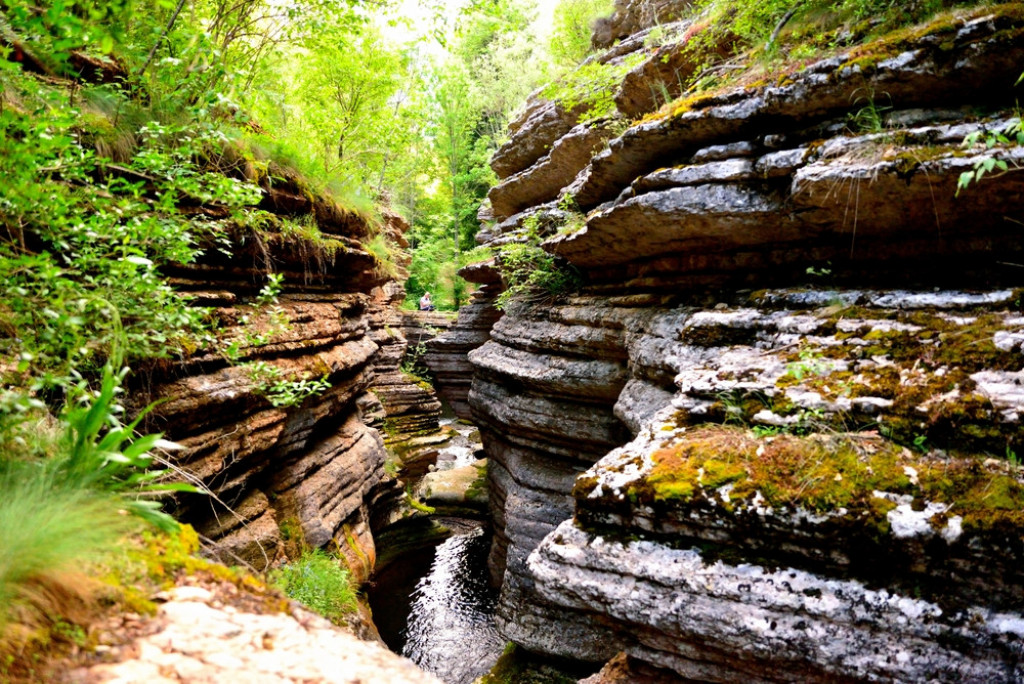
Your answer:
268;549;357;624
0;362;201;634
495;243;583;309
451;0;553;141
267;21;413;193
549;0;614;66
0;0;133;71
0;71;265;394
785;348;830;382
242;362;331;408
541;54;644;122
54;364;199;531
957;118;1024;195
403;0;553;310
401;337;434;378
847;90;893;133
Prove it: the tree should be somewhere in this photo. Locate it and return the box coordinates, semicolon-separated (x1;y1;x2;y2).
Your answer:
295;24;408;184
549;0;613;66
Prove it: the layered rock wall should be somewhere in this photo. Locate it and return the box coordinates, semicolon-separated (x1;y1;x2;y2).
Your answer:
133;181;425;582
424;283;503;420
459;5;1024;681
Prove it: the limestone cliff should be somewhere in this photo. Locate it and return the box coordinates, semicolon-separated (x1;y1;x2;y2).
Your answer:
129;172;444;585
450;4;1024;681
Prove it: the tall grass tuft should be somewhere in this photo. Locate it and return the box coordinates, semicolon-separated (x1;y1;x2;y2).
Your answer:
269;549;358;624
0;362;199;649
0;467;130;633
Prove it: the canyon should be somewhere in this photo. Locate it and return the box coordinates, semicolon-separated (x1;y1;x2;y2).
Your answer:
108;1;1024;682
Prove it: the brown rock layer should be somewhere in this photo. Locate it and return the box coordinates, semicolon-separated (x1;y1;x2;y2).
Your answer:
424;284;504;420
131;204;421;578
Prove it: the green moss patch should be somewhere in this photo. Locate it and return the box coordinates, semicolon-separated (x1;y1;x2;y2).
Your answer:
634;426;1024;534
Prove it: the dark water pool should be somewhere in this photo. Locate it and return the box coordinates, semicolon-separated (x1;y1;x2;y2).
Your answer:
371;525;505;684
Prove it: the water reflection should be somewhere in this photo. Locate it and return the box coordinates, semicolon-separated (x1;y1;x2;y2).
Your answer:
401;527;505;684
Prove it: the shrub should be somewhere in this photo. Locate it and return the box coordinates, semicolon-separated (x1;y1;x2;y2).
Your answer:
541;55;644;122
268;549;357;624
495;243;584;309
0;72;263;393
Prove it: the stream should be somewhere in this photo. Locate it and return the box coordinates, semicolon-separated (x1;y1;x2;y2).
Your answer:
401;526;505;683
371;419;505;684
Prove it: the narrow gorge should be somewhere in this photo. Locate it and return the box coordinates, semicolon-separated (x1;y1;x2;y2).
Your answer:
3;0;1024;683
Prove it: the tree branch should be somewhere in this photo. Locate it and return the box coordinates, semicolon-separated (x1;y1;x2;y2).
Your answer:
139;0;188;77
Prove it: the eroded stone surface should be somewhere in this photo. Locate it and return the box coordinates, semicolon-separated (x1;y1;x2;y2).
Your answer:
576;13;1024;211
491;99;586;181
73;585;441;684
449;8;1024;682
488;123;611;222
424;284;503;419
592;0;694;49
517;520;1024;682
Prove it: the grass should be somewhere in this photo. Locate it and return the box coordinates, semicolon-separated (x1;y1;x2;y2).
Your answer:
0;467;131;657
366;234;404;279
71;82;382;228
640;0;993;125
0;361;198;663
241;132;381;223
268;549;358;625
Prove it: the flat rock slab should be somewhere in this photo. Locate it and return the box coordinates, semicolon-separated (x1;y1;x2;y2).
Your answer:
72;585;441;684
517;520;1024;683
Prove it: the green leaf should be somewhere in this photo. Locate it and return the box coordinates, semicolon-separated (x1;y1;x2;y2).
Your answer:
141;482;203;494
122;433;163;461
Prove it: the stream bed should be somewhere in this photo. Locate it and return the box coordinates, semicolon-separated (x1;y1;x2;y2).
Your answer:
371;418;505;684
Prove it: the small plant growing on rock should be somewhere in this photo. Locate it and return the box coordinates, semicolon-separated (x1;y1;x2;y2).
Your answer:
957;118;1024;195
242;362;331;408
495;244;583;310
785;348;830;381
268;549;357;625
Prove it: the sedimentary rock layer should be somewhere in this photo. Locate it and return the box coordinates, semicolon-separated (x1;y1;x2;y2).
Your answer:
463;10;1024;679
517;519;1023;682
134;205;422;578
424;284;504;420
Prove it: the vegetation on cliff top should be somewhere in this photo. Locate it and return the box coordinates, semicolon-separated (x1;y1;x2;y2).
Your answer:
640;0;1007;123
